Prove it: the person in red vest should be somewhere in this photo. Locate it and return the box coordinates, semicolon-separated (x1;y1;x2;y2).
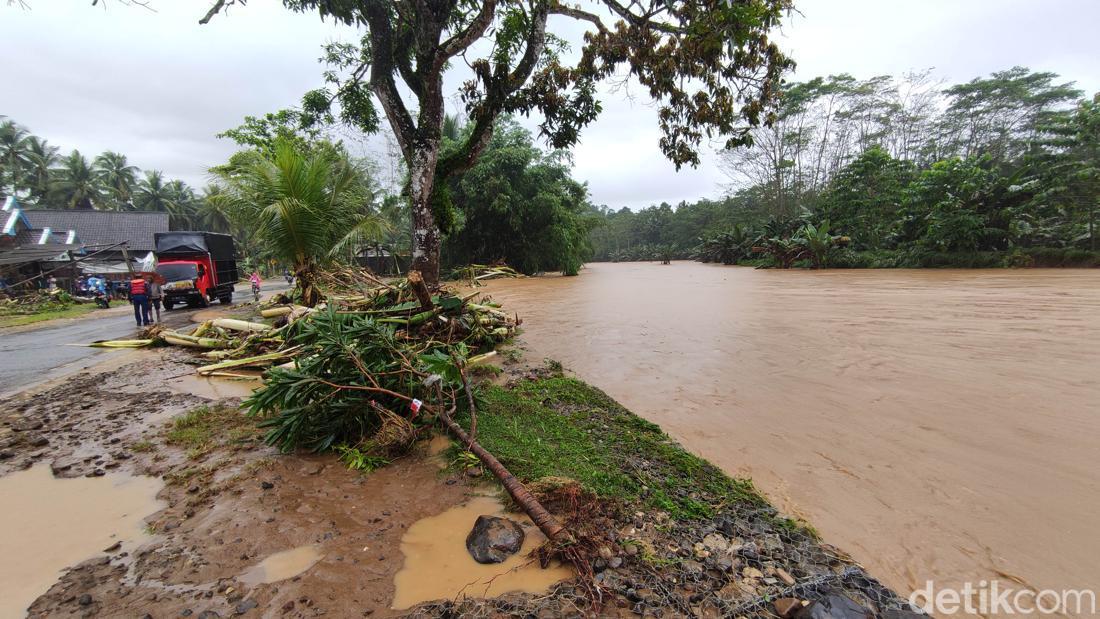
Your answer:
130;273;152;327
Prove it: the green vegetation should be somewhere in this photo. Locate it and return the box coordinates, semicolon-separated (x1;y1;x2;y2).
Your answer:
440;119;597;276
200;0;791;285
129;440;156;453
243;286;516;453
459;376;765;521
165;404;258;459
334;444;390;473
588;69;1100;268
210;139;387;305
0;301;97;328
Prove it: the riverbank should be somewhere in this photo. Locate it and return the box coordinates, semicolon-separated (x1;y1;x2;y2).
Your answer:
599;246;1100;269
481;262;1100;602
0;327;915;617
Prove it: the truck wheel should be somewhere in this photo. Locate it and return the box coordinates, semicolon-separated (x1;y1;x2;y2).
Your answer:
163;300;174;311
220;291;233;305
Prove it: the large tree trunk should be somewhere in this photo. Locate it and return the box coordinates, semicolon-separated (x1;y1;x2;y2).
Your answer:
409;151;443;287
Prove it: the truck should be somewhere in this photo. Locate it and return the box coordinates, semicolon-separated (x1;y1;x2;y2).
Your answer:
154;231;239;309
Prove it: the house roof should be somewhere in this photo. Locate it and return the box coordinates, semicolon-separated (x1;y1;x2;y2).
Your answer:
2;196;30;237
22;210;169;252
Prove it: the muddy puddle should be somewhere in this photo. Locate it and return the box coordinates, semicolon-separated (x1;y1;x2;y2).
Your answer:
483;262;1100;598
0;464;164;618
239;544;324;586
168;373;262;400
391;495;572;609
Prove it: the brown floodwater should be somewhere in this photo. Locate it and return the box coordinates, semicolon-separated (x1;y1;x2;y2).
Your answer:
391;495;573;609
239;544;324;586
483;262;1100;598
167;373;262;400
0;464;163;618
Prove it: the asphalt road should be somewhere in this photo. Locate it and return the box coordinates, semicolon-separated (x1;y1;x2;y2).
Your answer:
0;280;291;396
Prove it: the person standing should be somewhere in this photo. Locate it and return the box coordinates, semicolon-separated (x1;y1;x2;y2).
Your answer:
129;273;151;327
148;275;164;323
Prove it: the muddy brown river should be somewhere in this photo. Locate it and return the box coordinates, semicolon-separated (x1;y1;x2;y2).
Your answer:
484;262;1100;600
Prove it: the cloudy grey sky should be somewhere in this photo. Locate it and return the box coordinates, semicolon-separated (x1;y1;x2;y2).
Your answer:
3;0;1098;210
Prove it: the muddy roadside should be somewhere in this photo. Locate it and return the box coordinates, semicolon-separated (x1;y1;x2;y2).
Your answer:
0;336;921;618
1;348;473;618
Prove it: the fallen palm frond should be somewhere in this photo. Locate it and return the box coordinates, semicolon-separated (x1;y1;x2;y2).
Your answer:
162;332;231;349
89;339;154;348
196;349;299;376
172;268;521;453
212;318;272;333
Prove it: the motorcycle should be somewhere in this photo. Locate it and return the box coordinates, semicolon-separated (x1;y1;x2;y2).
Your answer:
251;282;261;302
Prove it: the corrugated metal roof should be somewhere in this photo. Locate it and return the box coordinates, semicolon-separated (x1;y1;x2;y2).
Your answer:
23;210;169;251
0;244;82;266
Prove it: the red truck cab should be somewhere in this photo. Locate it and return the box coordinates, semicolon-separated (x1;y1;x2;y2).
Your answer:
154;232;238;309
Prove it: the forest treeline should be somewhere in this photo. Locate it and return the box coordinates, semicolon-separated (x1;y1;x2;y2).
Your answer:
589;67;1100;268
5;66;1098;274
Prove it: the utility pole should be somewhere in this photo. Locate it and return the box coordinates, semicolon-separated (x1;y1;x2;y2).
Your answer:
120;242;135;277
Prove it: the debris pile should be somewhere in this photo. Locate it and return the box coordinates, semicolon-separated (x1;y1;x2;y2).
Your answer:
446;264;522;283
0;290;76;317
92;269;519;456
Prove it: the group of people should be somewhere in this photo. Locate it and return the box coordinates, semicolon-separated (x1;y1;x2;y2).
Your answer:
128;273;164;327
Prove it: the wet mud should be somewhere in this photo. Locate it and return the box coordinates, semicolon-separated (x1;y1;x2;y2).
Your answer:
0;464;163;618
392;495;573;609
483;262;1100;598
1;348;475;618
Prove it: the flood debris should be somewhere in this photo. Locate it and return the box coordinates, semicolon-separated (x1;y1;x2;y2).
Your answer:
447;263;522;283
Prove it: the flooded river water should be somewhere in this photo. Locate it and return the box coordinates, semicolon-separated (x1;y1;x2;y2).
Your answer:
484;262;1100;599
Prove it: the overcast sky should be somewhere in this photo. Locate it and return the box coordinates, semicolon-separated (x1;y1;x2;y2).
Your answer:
3;0;1098;210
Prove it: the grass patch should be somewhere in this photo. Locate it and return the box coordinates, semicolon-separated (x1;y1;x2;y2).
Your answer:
165;404;258;459
0;303;99;328
130;440;156;453
457;376;767;521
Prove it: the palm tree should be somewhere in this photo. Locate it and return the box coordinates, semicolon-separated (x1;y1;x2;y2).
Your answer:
214;139;388;306
24;136;59;205
93;151;139;210
50;150;101;210
0;120;31;195
197;184;233;233
164;179;198;230
134;170;171;213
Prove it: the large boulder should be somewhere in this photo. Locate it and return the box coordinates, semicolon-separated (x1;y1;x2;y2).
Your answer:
466;515;525;564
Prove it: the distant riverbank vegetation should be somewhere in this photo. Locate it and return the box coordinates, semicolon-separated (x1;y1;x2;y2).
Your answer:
588;67;1100;269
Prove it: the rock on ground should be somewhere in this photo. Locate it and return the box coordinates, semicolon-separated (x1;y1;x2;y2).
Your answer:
465;515;525;564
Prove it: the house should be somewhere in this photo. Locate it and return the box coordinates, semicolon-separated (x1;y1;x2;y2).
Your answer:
22;209;168;258
1;198;170;290
1;197;84;287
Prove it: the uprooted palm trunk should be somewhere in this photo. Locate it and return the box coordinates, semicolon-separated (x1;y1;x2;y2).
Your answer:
296;263;322;307
436;405;572;546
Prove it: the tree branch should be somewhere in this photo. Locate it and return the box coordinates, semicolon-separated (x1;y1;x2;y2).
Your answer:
363;0;417;159
549;4;607;33
440;0;498;59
